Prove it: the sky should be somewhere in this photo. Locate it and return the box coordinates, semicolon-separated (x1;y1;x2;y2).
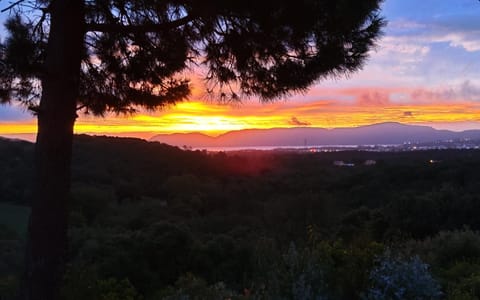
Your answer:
1;0;480;140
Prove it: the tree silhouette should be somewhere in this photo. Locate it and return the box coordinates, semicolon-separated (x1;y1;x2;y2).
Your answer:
0;0;384;299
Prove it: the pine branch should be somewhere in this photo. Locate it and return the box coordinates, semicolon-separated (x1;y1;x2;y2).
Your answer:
85;14;196;33
1;0;26;12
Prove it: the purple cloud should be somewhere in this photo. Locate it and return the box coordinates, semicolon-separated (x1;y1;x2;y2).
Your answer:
357;91;391;106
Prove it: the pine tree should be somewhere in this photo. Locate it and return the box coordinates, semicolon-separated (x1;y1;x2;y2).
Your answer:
0;1;384;299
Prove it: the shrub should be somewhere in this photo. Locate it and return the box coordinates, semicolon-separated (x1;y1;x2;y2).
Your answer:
256;243;328;300
363;253;442;300
156;273;239;300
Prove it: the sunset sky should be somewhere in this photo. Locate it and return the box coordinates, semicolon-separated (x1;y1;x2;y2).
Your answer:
1;0;480;140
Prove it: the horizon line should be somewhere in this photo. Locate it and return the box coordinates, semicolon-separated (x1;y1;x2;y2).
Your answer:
3;121;480;143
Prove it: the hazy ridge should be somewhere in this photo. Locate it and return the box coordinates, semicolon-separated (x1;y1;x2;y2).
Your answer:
150;122;480;148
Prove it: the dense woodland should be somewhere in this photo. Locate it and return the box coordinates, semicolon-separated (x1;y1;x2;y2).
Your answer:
1;135;480;299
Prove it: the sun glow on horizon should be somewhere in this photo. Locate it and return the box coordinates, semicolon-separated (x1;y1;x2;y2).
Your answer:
2;99;480;140
3;1;480;141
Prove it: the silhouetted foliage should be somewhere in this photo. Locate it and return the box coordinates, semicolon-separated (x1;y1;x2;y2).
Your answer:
1;1;385;109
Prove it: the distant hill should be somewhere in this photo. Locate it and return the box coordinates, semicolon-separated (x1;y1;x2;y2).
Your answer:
150;122;480;148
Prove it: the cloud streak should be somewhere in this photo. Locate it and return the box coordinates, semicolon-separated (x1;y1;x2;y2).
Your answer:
288;117;311;126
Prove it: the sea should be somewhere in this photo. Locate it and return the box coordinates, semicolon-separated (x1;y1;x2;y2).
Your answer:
191;144;399;152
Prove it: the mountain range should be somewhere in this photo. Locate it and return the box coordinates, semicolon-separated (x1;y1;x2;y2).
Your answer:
150;122;480;148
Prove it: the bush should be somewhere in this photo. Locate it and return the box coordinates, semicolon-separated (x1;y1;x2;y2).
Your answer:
363;253;442;300
415;229;480;268
62;267;140;300
255;243;328;300
439;261;480;299
156;273;240;300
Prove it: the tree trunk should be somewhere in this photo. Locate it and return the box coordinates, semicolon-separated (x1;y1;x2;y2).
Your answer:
20;0;84;299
